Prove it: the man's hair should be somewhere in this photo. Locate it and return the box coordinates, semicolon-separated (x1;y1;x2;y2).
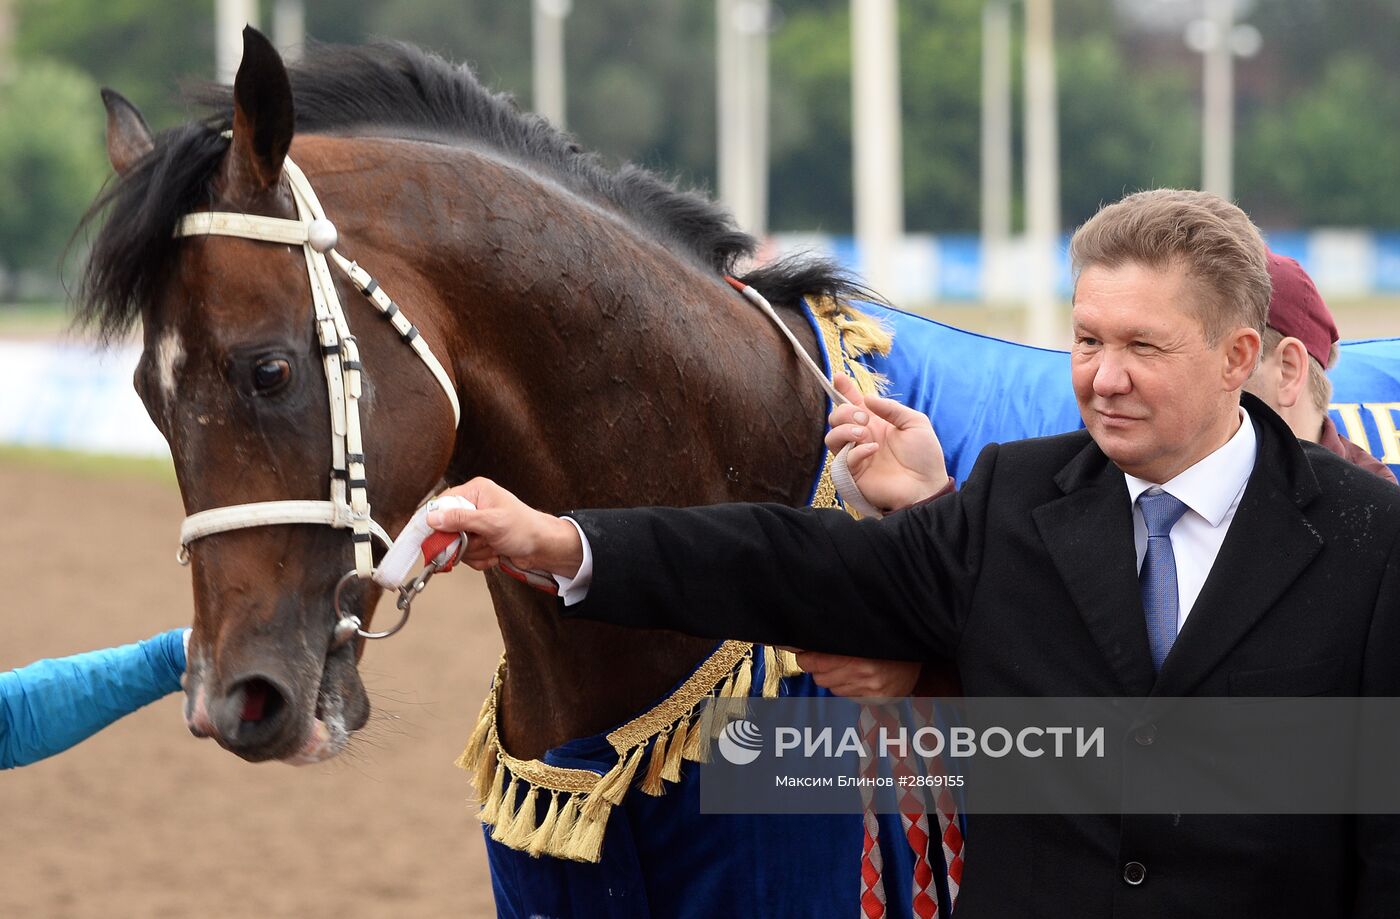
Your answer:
1069;189;1271;342
1261;324;1339;415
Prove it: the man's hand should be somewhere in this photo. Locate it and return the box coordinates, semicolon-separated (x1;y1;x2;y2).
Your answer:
794;651;922;698
825;373;949;511
426;478;584;578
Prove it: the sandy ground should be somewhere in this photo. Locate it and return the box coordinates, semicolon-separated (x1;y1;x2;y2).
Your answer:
0;459;501;918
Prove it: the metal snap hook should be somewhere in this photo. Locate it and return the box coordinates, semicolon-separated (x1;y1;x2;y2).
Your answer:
329;532;467;650
331;569;411;648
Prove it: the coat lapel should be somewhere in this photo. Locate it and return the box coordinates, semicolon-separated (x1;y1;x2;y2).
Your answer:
1033;442;1158;697
1151;404;1324;698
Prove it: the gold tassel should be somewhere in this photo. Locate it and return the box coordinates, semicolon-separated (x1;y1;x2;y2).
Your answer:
569;809;608;863
498;782;538;850
682;708;710;762
730;654;753;700
694;703;723;764
472;742;499;802
761;646;783;698
458;692;495;773
548;794;582;858
489;777;520;842
638;731;672;796
776;648;803;677
585;754;625;814
834;311;893;357
598;744;647;806
526;790;561;858
661;720;687;784
479;757;507;825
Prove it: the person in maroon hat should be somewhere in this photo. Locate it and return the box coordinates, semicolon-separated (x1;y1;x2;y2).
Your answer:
1243;252;1397;484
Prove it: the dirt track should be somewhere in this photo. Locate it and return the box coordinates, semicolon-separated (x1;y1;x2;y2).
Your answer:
0;460;500;918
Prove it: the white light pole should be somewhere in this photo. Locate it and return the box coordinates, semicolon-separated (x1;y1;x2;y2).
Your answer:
717;0;771;237
0;0;14;83
216;0;259;84
981;0;1013;303
1186;0;1261;200
533;0;572;128
1023;0;1061;347
851;0;903;299
273;0;305;63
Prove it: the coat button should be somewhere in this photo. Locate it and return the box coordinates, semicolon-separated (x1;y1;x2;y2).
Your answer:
1134;725;1156;746
1122;861;1147;885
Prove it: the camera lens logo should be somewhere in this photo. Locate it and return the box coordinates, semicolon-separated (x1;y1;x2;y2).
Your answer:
717;720;764;765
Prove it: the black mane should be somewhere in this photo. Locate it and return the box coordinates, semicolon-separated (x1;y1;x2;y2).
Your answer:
78;40;868;340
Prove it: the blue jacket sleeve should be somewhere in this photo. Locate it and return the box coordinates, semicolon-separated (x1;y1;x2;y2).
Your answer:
0;628;187;770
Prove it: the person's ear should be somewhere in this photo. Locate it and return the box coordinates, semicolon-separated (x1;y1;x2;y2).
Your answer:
1274;337;1310;409
1223;326;1262;390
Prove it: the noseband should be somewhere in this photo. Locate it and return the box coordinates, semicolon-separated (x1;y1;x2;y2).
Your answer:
172;152;461;645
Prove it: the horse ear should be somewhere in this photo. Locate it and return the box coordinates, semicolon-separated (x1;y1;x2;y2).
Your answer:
226;25;295;193
101;88;153;177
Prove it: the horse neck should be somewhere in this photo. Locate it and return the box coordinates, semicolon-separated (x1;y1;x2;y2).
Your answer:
308;136;828;756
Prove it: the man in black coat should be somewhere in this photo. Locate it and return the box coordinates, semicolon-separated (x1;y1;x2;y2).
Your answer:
430;189;1400;917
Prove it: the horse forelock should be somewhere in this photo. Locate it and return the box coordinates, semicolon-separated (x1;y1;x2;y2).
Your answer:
77;123;229;342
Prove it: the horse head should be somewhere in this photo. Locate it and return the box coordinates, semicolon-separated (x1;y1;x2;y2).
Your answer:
94;29;457;763
85;26;868;769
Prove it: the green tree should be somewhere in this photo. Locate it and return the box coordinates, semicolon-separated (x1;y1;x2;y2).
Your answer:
0;58;109;299
366;0;718;186
15;0;211;130
1239;54;1400;227
1054;31;1197;229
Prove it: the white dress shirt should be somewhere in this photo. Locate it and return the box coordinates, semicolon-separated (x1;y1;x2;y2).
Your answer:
1122;406;1257;626
555;516;593;605
558;407;1260;617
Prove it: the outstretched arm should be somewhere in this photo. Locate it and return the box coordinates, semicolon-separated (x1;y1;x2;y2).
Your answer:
0;628;187;770
429;447;995;662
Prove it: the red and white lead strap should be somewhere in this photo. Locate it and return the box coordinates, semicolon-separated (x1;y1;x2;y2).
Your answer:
372;495;558;595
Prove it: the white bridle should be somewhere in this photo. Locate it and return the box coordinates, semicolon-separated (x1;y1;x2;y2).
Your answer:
168;146;879;643
172;153;461;638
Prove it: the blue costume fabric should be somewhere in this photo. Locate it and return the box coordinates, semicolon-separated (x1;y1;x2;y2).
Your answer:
0;628;186;769
853;303;1400;484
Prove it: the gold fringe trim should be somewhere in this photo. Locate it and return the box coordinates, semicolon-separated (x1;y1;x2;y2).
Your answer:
456;300;885;862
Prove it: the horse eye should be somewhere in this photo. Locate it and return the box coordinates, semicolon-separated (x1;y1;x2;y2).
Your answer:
253;358;291;393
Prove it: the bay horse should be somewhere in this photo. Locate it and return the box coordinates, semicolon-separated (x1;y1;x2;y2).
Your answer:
79;28;953;918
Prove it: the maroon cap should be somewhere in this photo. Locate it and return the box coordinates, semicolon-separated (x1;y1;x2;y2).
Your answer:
1266;252;1338;367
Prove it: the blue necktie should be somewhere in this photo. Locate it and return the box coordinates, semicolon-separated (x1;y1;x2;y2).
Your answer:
1138;489;1189;672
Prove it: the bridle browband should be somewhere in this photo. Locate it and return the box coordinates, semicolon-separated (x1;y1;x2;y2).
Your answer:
173;152;461;643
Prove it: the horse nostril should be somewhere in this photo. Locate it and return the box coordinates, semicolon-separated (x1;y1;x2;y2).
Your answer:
205;673;298;759
228;676;287;728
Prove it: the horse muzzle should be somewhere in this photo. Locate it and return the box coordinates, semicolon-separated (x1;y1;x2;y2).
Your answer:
183;639;369;763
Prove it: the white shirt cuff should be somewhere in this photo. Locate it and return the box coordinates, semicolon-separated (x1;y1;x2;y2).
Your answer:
552;516;593;606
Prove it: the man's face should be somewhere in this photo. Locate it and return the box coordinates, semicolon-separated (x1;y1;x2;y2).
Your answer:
1071;260;1252;483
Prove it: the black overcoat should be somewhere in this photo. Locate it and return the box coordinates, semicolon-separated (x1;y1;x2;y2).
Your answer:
565;394;1400;918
